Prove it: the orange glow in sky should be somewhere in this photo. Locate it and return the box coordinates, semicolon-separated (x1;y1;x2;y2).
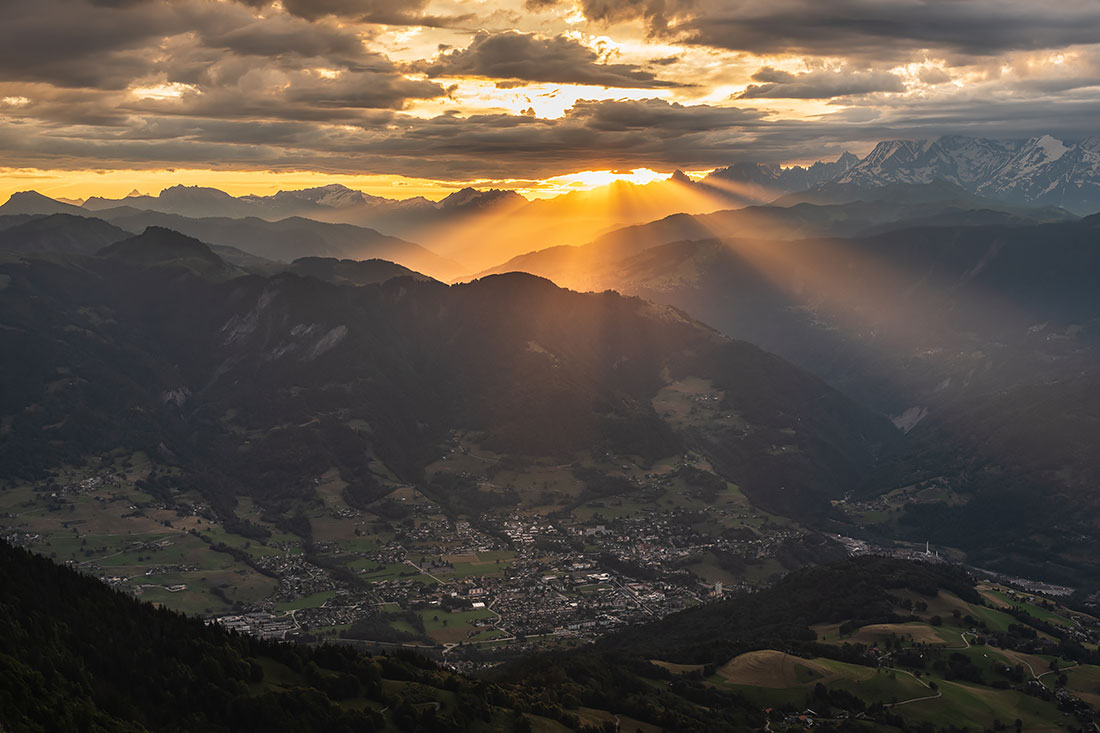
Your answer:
0;167;461;204
0;166;708;206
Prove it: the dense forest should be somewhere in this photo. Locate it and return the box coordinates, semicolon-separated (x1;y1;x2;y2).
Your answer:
0;245;895;531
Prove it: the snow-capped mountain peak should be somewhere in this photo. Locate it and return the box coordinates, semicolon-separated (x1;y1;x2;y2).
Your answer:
826;134;1099;214
1035;134;1068;162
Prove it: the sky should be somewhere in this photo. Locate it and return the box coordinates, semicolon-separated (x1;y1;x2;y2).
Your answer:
2;0;1100;201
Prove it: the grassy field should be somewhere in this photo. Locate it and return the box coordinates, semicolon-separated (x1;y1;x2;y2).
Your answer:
709;648;1069;729
846;622;953;647
652;377;746;434
899;678;1064;730
717;650;833;688
574;707;661;733
839;483;969;530
712;650;929;707
980;586;1074;628
1056;664;1100;707
649;659;705;675
437;550;516;579
275;589;341;612
966;602;1019;634
415;607;498;644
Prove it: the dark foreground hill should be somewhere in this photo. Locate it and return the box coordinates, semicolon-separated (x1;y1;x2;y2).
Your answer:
0;213;130;255
94;208;461;280
285;256;432;285
0;251;894;526
1;538;668;732
98;226;246;281
6;540;1098;731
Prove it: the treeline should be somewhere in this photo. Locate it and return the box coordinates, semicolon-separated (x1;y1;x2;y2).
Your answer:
10;539;1086;732
0;540;565;732
2;538;776;732
592;555;979;665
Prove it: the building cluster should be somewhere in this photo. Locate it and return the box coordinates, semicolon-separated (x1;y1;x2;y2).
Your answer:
210;613;297;640
204;498;819;657
258;554;342;604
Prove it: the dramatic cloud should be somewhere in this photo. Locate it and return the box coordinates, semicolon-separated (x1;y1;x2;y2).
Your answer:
0;0;179;88
568;0;698;34
0;98;768;180
0;0;1099;188
736;67;905;99
675;0;1100;62
233;0;434;24
420;31;684;88
198;16;371;61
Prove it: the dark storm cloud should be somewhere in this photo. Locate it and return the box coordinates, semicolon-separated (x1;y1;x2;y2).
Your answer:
572;0;697;33
736;67;905;99
199;17;370;62
0;0;446;118
0;98;768;179
551;0;1100;63
0;0;177;88
0;0;385;89
284;71;445;110
730;92;1100;164
676;0;1100;61
7;86;1100;181
0;85;133;126
566;97;758;132
232;0;467;26
125;67;445;120
419;31;685;88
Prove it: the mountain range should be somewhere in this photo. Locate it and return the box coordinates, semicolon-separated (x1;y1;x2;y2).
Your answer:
4;133;1100;280
0;196;460;279
834;135;1100;214
72;179;730;271
4;134;1100;583
0;233;895;523
83;183;527;234
702;151;861;203
702;135;1100;214
477;180;1075;286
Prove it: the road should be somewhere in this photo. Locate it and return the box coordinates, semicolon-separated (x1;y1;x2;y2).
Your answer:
403;557;447;585
884;667;942;707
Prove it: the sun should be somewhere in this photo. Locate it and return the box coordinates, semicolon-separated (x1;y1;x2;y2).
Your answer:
533;168;669;195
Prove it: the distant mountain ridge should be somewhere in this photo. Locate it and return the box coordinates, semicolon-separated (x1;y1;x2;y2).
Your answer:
285;256;431;285
0;213;130;255
703;151;860;201
832;135;1100;213
82;183;527;230
706;135;1100;214
476;181;1075;285
4;131;1098;278
5;134;1098;241
0;190;88;216
0;201;461;280
92;209;460;279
